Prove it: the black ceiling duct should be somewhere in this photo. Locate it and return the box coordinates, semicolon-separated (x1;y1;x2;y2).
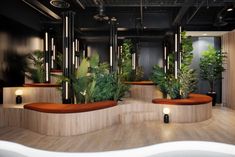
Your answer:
93;4;109;21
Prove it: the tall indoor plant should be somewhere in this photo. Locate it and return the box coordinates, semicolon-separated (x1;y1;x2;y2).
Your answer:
199;45;225;106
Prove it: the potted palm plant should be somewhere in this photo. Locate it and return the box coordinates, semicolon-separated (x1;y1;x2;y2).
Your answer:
199;45;225;106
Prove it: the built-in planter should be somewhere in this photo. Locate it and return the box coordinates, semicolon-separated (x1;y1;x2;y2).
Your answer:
125;81;162;102
152;94;212;123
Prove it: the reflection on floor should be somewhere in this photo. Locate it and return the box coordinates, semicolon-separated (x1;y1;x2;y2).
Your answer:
0;107;235;152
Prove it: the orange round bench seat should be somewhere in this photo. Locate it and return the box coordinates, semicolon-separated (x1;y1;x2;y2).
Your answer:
152;94;212;105
24;100;117;113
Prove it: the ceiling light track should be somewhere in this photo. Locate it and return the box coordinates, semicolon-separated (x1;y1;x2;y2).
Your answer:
75;0;85;9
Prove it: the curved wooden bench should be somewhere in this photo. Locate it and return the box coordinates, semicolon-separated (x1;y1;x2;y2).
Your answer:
152;94;212;105
24;101;117;113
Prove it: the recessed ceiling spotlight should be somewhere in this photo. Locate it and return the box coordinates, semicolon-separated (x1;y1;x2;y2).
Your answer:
50;0;70;9
227;8;233;12
203;33;207;36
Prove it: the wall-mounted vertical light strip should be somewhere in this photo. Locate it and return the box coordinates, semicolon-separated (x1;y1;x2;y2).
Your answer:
75;39;78;52
51;38;54;69
87;46;91;58
164;45;167;73
179;26;182;69
51;57;54;69
167;56;169;70
110;46;113;67
179;26;182;44
83;50;85;58
132;53;136;70
65;16;68;38
45;32;48;51
46;62;49;82
72;41;75;65
65;47;68;68
53;45;56;60
175;60;178;79
175;34;177;53
75;57;78;69
117;46;120;59
44;32;50;83
175;33;178;79
65;81;68;99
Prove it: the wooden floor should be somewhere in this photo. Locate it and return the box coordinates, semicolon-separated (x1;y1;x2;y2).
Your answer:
0;107;235;152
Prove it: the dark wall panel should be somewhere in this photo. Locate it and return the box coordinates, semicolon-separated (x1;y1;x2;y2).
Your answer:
0;16;43;87
139;42;163;80
88;42;109;63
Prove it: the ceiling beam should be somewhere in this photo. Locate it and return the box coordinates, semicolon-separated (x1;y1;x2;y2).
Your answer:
172;0;195;26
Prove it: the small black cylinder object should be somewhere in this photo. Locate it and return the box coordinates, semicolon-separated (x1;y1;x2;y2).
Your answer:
164;114;169;123
16;95;22;104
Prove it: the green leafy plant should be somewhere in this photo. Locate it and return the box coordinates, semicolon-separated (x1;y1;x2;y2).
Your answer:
151;65;168;97
119;39;133;81
73;58;93;103
25;50;44;83
72;52;129;104
178;31;197;98
200;45;225;92
54;52;63;69
151;31;196;99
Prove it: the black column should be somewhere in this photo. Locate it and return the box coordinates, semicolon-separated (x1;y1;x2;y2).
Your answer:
109;17;118;72
62;11;75;104
44;32;51;83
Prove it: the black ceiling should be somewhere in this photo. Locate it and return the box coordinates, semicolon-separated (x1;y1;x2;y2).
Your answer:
1;0;235;40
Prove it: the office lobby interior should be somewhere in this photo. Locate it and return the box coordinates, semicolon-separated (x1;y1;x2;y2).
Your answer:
1;0;235;156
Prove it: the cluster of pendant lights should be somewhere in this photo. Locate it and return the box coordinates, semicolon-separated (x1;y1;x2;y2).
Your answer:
163;26;182;79
44;11;181;102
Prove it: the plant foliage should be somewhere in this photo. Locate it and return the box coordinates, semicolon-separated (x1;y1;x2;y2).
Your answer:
119;39;133;81
199;45;225;92
72;52;129;104
151;31;197;99
25;50;44;83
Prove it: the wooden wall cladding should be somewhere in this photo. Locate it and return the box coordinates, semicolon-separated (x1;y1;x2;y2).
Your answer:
222;30;235;109
128;85;162;102
3;87;62;104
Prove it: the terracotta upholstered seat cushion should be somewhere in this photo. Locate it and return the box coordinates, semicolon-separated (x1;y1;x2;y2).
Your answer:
152;94;212;105
24;101;117;113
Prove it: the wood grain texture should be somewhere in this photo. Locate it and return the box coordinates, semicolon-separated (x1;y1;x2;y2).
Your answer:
222;31;235;109
128;85;163;102
0;99;212;136
0;107;234;152
3;87;62;104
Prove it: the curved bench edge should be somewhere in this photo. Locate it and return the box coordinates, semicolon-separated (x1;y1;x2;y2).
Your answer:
24;100;118;113
152;94;212;105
